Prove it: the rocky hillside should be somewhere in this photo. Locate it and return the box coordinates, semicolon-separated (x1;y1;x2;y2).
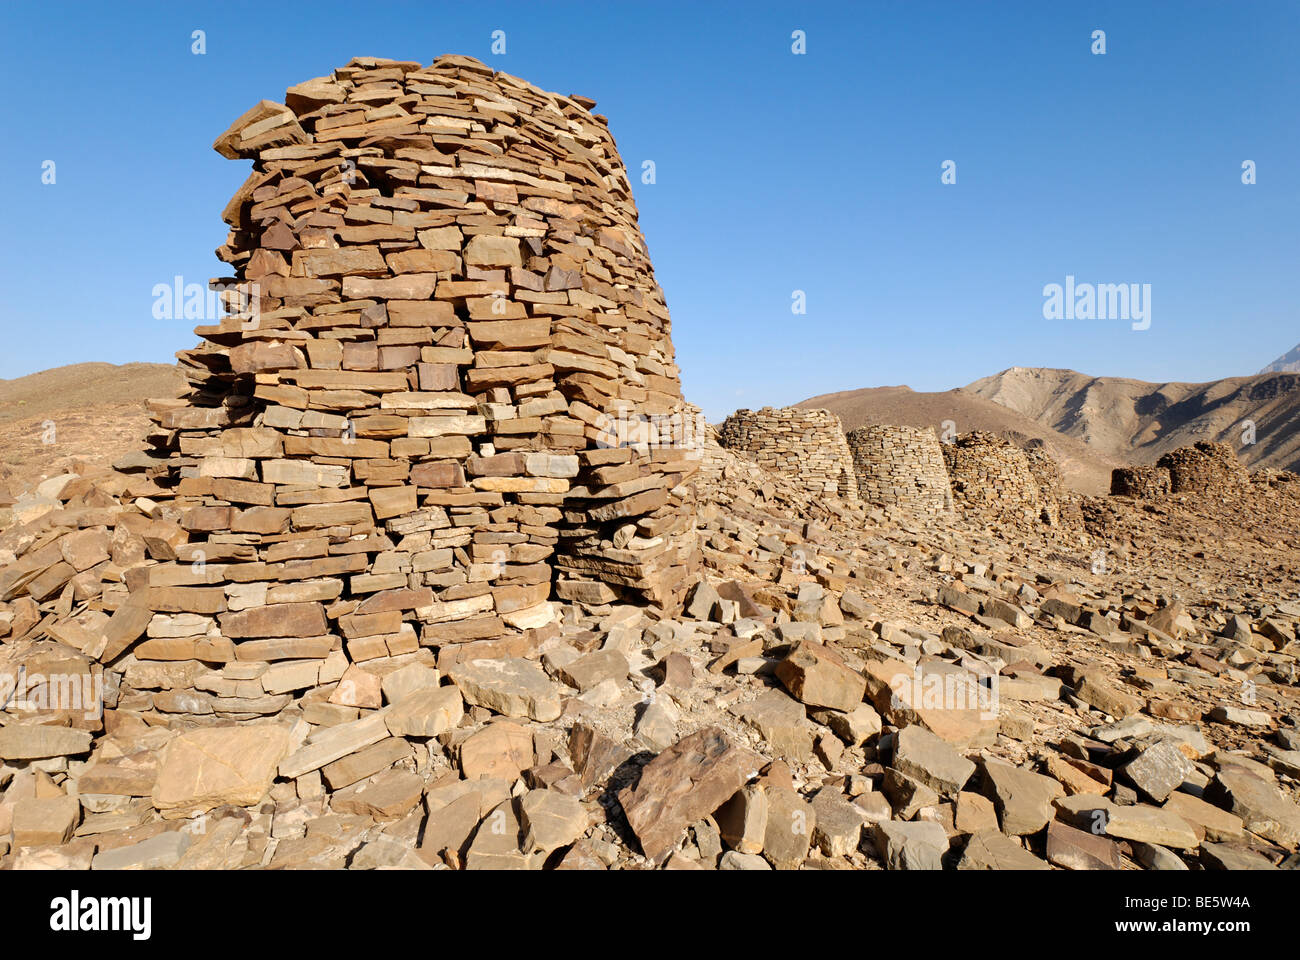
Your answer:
0;364;184;522
964;367;1300;474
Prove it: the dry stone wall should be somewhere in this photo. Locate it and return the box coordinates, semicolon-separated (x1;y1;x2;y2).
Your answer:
0;55;705;719
1022;443;1063;524
1110;465;1172;499
717;408;859;503
1156;441;1249;495
845;425;952;515
1111;442;1249;500
941;431;1043;522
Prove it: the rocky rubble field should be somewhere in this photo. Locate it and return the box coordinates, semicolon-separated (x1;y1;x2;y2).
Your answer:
1;435;1298;871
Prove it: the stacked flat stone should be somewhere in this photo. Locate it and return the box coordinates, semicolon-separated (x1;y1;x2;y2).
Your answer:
717;407;859;503
1156;441;1249;496
845;425;952;515
941;431;1041;522
1022;443;1063;524
1111;465;1172;499
0;55;707;731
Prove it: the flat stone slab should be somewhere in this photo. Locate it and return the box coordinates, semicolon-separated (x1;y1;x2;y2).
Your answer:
1163;791;1245;842
520;789;589;856
893;724;976;797
384;685;463;738
0;725;93;760
774;640;866;712
153;724;291;818
1046;819;1120;870
1122;740;1193;802
449;658;563;722
730;689;815;762
982;759;1063;835
811;790;868;857
1205;767;1300;847
872;820;949;870
957;829;1050;870
1200;842;1278;871
91;829;192;870
1055;795;1199;849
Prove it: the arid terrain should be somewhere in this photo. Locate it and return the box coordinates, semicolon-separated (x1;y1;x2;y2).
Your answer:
0;55;1297;875
0;363;184;523
798;384;1120;495
966;367;1300;474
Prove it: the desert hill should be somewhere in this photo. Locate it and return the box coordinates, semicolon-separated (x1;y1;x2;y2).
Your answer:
965;367;1300;473
0;361;184;424
0;362;184;509
796;384;1119;495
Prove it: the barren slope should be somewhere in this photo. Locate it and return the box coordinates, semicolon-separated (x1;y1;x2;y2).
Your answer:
0;362;184;507
1261;342;1300;374
965;367;1300;472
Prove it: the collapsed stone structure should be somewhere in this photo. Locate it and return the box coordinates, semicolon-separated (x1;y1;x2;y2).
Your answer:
1111;442;1250;500
941;431;1046;523
717;407;858;502
1110;465;1172;499
845;425;952;515
1156;441;1249;495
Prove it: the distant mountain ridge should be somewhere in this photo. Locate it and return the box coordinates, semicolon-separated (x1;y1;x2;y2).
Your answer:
1261;343;1300;375
963;367;1300;474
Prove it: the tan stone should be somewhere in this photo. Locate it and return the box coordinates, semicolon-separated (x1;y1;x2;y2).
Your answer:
152;724;292;818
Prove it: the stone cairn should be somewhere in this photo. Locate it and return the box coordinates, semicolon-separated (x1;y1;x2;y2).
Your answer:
941;431;1044;522
717;407;859;503
0;55;701;726
844;425;952;516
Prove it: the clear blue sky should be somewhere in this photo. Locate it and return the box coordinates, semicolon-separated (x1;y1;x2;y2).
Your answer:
1;1;1296;420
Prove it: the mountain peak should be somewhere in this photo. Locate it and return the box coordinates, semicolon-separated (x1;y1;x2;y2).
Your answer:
1260;343;1300;375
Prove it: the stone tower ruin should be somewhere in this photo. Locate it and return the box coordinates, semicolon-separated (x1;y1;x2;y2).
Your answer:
717;407;859;502
1110;465;1172;498
1156;441;1249;495
941;431;1044;523
1112;441;1248;499
120;54;701;679
844;425;953;516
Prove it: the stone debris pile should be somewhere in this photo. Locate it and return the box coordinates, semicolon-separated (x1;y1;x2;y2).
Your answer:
718;408;859;503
